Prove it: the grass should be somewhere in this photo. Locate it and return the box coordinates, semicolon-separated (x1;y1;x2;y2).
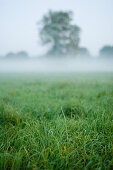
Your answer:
0;72;113;169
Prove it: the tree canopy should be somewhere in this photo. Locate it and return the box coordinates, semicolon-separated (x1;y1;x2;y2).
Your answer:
99;45;113;58
38;10;80;56
78;47;90;57
5;51;29;59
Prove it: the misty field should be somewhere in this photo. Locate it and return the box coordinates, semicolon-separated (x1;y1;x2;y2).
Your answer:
0;72;113;169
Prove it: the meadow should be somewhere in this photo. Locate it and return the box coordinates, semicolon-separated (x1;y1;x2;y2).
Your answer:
0;72;113;169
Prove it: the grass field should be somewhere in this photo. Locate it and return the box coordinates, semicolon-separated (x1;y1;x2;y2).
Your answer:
0;72;113;169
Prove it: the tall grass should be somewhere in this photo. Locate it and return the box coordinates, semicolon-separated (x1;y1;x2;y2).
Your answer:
0;73;113;169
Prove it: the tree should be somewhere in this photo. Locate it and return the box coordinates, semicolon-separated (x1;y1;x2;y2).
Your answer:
38;10;80;56
78;47;90;57
5;52;15;58
5;51;29;59
16;51;29;58
99;45;113;58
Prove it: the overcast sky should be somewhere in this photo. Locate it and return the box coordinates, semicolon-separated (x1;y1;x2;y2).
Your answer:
0;0;113;56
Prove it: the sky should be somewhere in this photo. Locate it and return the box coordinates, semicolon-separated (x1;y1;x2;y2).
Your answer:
0;0;113;56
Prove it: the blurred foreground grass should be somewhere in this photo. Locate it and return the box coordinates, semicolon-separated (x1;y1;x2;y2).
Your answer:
0;72;113;169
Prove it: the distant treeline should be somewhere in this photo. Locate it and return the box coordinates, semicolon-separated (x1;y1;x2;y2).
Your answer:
2;51;29;59
99;46;113;58
0;45;113;60
0;10;113;60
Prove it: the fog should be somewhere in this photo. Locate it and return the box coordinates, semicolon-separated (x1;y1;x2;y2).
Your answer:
0;57;113;72
1;0;113;56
